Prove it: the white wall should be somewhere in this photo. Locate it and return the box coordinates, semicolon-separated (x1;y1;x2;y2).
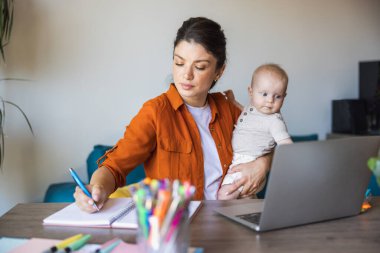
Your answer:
0;0;379;215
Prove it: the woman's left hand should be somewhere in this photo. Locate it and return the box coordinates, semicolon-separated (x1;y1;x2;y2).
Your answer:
227;153;273;197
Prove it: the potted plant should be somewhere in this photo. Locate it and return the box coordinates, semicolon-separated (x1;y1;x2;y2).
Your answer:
1;0;14;61
0;0;34;172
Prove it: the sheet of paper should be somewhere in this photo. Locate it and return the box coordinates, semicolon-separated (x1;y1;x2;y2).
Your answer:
1;237;202;253
9;238;59;253
7;238;98;253
110;241;140;253
43;198;134;227
0;237;28;253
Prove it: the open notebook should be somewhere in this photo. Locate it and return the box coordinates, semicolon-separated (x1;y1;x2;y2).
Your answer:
43;198;202;229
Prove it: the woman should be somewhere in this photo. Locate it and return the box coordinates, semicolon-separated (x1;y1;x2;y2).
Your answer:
75;17;271;212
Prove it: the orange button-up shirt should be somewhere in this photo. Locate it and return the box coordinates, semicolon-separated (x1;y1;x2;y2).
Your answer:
100;84;241;200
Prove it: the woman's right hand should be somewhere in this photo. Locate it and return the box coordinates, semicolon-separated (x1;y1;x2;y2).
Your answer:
74;184;108;213
226;153;272;198
74;166;116;213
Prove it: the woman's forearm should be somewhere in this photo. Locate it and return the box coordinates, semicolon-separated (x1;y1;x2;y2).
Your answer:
89;166;116;197
257;152;273;174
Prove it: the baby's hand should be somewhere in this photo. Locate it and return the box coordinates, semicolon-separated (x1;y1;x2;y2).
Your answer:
221;90;243;110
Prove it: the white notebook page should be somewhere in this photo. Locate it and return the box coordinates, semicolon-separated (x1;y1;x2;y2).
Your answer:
43;198;134;227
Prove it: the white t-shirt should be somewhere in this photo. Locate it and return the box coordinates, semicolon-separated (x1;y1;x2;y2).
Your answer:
186;103;223;200
231;105;290;165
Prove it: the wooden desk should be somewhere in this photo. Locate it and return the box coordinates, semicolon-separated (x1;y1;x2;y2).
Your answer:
1;198;380;253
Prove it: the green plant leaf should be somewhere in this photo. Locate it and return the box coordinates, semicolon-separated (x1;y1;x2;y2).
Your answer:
4;100;34;136
0;96;34;172
0;98;4;172
0;0;14;61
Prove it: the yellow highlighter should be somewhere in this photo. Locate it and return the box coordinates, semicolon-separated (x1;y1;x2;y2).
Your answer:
51;234;83;252
59;234;92;253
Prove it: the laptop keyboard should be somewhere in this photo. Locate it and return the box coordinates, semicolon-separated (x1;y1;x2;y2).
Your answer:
236;212;261;225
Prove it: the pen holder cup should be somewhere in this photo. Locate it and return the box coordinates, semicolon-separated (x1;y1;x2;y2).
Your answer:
137;208;189;253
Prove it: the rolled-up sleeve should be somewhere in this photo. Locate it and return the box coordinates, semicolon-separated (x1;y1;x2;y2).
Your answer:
100;100;158;187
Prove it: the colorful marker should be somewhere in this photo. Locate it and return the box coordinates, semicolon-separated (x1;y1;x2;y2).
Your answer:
58;234;91;253
42;234;83;253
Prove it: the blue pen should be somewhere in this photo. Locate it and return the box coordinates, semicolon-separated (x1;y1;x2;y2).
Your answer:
69;168;100;211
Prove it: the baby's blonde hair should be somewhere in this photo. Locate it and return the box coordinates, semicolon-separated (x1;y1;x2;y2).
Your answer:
251;63;288;89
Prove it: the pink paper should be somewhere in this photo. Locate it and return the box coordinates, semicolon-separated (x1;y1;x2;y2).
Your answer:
111;241;140;253
9;238;59;253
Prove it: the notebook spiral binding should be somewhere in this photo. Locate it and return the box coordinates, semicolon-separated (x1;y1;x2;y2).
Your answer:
110;200;136;222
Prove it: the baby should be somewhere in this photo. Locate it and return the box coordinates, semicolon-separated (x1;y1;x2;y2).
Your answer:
218;63;293;200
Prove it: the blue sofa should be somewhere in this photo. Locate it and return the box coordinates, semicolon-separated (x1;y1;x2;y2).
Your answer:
43;145;145;202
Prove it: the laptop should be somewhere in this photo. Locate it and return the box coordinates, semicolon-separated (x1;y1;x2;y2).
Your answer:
214;136;380;232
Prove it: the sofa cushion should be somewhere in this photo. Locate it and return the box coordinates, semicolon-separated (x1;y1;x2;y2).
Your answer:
86;145;113;182
44;182;76;203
